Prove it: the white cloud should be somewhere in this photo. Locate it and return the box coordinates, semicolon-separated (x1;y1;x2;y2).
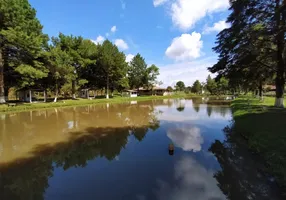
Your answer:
126;54;135;63
115;39;129;50
170;0;229;31
203;20;230;34
165;32;203;61
154;0;168;7
91;35;105;45
111;26;117;33
167;125;203;152
155;156;225;200
158;57;216;87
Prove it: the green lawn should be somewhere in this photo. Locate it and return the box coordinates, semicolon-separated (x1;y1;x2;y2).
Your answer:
231;97;286;188
0;94;195;113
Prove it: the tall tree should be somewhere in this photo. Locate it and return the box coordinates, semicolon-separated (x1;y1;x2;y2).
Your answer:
0;0;48;103
191;80;202;94
209;0;286;107
46;45;74;102
97;40;127;99
175;81;185;91
206;75;217;95
51;33;97;98
146;64;160;89
128;53;148;89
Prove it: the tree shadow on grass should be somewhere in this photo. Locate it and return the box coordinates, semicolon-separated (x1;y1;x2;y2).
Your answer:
209;99;286;199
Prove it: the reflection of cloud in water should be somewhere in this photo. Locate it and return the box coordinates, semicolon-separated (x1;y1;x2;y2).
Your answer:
167;126;203;152
156;156;226;200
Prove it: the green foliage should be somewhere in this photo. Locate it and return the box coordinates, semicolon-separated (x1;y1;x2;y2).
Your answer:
209;0;286;106
0;1;160;102
191;80;202;94
166;86;173;92
206;75;217;94
0;0;49;97
175;81;185;91
97;40;128;96
146;64;160;89
128;53;148;89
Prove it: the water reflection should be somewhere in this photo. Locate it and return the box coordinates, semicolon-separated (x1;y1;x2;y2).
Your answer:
0;102;161;200
155;156;225;200
0;98;281;200
167;125;203;152
209;128;283;200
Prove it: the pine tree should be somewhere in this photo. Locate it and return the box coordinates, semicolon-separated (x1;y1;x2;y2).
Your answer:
0;0;48;103
209;0;286;107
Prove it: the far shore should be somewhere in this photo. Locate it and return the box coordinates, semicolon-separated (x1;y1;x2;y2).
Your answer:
0;94;196;113
0;94;233;114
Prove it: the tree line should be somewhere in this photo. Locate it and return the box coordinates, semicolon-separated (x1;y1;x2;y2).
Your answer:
168;75;229;95
209;0;286;107
0;0;160;103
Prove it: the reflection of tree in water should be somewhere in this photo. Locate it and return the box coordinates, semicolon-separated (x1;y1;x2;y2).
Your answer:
176;106;185;112
133;127;149;141
173;99;185;112
209;127;283;200
192;98;202;113
0;102;161;200
206;104;213;117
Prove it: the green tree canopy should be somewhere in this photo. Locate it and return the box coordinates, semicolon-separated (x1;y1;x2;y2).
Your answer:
191;80;202;94
97;40;127;98
166;86;173;92
0;0;49;103
209;0;286;107
206;75;217;95
128;53;148;89
146;64;159;89
175;81;185;91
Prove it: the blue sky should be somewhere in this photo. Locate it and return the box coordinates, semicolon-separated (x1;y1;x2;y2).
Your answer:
30;0;230;87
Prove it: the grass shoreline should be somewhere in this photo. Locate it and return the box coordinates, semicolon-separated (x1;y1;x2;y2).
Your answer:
0;94;197;113
231;97;286;190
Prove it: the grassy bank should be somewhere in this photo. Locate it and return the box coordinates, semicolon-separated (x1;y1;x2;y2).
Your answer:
231;97;286;188
0;94;195;113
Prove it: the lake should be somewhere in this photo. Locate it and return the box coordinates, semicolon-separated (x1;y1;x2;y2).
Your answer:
0;98;282;200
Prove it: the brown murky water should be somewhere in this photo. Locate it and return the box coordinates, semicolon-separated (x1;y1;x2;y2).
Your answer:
0;98;283;200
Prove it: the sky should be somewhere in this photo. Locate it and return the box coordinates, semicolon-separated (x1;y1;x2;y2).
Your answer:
29;0;230;87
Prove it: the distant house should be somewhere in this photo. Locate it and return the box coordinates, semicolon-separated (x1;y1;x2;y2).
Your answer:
138;87;172;96
263;85;276;91
80;88;97;99
122;90;138;98
18;88;46;102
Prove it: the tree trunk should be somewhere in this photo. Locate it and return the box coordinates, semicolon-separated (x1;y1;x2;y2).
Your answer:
72;80;76;99
54;81;58;102
4;87;8;101
106;76;109;99
0;48;5;103
274;0;285;107
43;89;47;102
29;90;32;103
259;82;263;100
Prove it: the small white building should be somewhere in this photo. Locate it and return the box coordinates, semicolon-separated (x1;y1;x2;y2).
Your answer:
122;90;138;98
18;89;46;102
80;89;97;99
